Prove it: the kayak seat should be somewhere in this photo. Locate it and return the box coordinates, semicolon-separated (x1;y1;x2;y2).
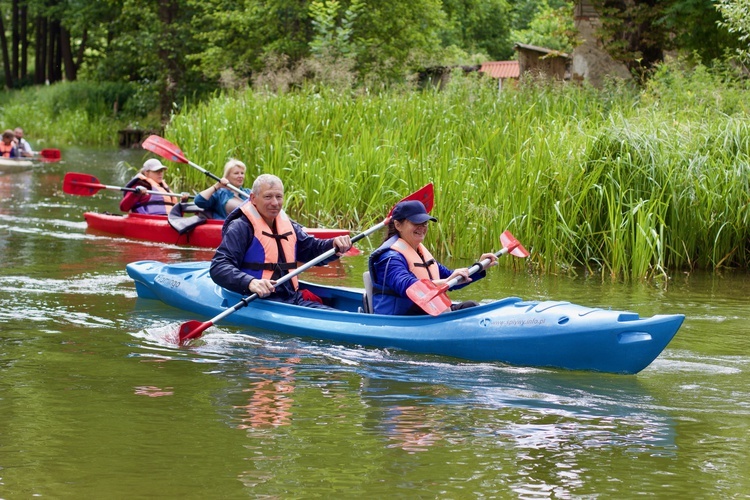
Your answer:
362;271;374;314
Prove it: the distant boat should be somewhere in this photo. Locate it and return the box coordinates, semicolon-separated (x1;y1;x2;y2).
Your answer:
0;157;35;172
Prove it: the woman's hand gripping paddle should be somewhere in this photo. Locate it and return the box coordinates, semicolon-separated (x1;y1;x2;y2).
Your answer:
62;172;192;199
141;135;249;199
406;230;529;316
177;183;435;344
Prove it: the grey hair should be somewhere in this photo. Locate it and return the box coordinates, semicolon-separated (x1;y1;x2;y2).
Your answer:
252;173;283;195
223;158;246;177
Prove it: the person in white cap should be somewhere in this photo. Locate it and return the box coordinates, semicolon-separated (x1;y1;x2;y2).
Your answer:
119;158;188;214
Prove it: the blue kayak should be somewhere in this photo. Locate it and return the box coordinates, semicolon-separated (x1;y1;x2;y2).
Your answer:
126;260;684;374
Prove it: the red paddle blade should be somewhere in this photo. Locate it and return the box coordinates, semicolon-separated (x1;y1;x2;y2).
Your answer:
62;172;103;196
178;320;212;343
406;279;451;316
40;148;61;162
500;230;530;258
141;135;188;164
386;183;434;220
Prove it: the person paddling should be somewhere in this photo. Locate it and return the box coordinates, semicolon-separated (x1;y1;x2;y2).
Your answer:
0;130;20;158
119;159;189;215
368;200;498;315
193;158;251;219
13;128;34;157
210;173;352;309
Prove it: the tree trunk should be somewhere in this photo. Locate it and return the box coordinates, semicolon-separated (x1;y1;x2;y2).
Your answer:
35;16;47;84
0;9;12;88
60;26;76;81
158;0;180;120
20;2;27;81
12;0;19;81
54;21;63;81
46;19;56;83
76;29;87;69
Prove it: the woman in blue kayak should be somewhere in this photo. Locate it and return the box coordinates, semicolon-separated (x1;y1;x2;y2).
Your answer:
368;200;498;315
193;159;251;219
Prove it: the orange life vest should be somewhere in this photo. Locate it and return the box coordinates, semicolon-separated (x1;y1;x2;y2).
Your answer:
390;238;440;280
239;202;299;290
0;142;16;158
137;173;179;208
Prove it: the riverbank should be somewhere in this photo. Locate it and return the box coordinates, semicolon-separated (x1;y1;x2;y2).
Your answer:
4;60;749;277
166;62;750;278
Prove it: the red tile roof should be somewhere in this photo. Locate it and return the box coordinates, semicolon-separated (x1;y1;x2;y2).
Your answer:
479;61;520;79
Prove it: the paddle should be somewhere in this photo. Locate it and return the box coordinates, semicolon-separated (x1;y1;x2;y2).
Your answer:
141;135;248;199
177;182;435;343
406;230;529;316
62;172;192;199
39;148;61;162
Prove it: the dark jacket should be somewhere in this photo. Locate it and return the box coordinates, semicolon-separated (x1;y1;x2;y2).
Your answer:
209;207;340;298
369;242;485;315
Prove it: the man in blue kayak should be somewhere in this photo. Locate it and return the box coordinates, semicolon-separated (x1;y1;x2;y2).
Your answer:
210;173;352;309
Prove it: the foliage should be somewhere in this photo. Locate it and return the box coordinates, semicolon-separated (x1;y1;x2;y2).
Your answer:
163;59;750;279
440;0;514;60
509;0;575;53
186;0;314;83
715;0;750;65
0;81;161;145
590;0;746;81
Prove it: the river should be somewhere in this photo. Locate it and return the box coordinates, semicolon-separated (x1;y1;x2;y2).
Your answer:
1;147;748;498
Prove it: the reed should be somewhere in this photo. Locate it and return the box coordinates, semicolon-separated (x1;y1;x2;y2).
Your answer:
0;81;156;146
165;65;750;279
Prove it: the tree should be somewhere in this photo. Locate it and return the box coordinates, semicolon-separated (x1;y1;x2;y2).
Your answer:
510;0;575;53
591;0;745;81
440;0;513;60
715;0;750;65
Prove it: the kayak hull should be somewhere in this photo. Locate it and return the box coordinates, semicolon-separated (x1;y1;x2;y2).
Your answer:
0;158;35;171
126;260;684;374
84;212;354;250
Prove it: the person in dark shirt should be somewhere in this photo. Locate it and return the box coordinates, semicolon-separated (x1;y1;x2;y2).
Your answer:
210;173;352;309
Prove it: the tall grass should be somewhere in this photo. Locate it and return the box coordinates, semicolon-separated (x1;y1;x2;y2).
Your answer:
166;63;750;279
0;81;159;146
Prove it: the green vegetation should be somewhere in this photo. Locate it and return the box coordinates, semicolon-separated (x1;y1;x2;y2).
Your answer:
0;81;161;146
161;59;750;280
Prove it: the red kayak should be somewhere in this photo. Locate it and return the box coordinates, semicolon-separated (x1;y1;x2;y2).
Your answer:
83;212;360;255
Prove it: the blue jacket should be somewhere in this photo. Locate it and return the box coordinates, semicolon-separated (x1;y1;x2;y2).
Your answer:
194;187;251;219
210;206;340;299
369;240;485;315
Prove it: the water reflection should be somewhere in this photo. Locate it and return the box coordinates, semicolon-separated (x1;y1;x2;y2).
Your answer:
234;357;297;429
381;404;443;453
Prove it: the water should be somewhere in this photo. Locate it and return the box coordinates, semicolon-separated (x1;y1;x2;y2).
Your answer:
1;148;748;498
